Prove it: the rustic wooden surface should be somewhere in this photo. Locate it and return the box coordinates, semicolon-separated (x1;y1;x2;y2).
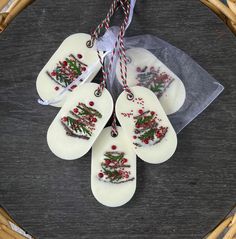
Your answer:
0;0;235;238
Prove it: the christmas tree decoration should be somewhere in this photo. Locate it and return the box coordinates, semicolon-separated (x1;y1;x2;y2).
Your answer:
116;86;177;164
136;66;174;98
61;102;102;140
91;127;136;207
36;33;101;107
116;48;186;115
133;110;168;147
46;54;87;89
47;83;113;160
98;151;134;184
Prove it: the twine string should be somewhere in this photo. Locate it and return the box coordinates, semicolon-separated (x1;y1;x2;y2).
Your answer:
109;0;132;136
89;0;121;96
117;0;133;98
88;0;120;48
94;0;133;136
94;0;131;95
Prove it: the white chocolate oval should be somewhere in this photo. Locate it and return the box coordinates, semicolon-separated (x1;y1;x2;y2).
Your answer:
91;126;136;207
36;33;101;107
47;83;113;160
116;48;186;115
116;86;177;164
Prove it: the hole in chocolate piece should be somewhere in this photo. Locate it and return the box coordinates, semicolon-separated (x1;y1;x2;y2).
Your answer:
86;39;94;48
111;131;118;138
94;89;102;97
127;93;134;100
126;56;132;64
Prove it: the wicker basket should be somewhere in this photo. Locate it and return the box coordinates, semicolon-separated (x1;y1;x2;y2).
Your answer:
205;206;236;239
1;0;236;35
201;0;236;36
0;205;34;238
0;0;34;33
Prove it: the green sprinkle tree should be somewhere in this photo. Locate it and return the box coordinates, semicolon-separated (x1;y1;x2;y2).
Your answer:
136;67;174;98
98;151;134;184
61;102;102;140
133;110;168;147
47;54;87;88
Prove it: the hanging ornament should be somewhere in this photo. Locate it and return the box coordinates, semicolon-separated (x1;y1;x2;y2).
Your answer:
90;0;137;207
36;0;122;107
116;48;186;115
36;33;101;107
91;126;136;207
114;9;177;164
47;83;113;160
116;86;177;164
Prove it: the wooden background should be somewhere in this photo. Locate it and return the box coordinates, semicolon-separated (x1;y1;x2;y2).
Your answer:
0;0;235;238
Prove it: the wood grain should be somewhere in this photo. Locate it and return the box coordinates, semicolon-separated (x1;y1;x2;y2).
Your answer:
0;0;235;238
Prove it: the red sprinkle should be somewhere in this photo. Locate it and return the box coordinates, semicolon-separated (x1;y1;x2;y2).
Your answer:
63;61;68;66
118;170;123;175
54;86;59;91
89;101;94;106
82;67;86;71
133;135;137;139
151;111;155;115
71;85;77;90
62;117;68;122
98;173;104;178
77;54;82;59
51;71;56;76
73;108;78;113
92;118;97;122
111;145;117;150
138;109;143;115
144;139;149;144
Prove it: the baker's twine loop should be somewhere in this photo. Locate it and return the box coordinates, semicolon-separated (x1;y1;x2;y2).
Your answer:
94;0;132;96
89;0;134;136
117;0;133;97
111;111;119;137
86;0;119;49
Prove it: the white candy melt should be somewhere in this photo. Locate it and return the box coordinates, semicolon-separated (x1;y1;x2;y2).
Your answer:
36;33;101;107
47;83;113;160
116;48;186;115
116;86;177;164
91;127;136;207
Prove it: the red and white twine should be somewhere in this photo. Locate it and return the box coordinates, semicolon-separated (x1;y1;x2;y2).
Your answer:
89;0;133;136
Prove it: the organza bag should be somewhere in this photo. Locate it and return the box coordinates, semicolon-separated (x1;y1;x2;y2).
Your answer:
100;27;224;133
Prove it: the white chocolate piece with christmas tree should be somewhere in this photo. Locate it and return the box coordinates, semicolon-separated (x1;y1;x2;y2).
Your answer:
36;33;101;107
116;86;177;164
47;83;113;160
91;127;136;207
116;48;186;115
